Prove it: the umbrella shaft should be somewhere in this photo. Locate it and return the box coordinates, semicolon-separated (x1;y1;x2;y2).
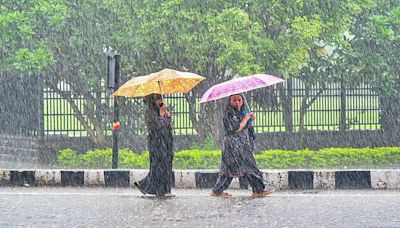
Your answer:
243;95;251;113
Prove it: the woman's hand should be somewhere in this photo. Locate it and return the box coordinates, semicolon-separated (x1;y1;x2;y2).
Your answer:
250;112;255;120
243;114;251;121
160;105;171;117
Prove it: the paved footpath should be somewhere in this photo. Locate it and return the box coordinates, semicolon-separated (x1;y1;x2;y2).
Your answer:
1;187;400;227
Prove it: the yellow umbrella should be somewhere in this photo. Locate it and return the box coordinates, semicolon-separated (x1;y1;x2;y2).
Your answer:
113;68;206;97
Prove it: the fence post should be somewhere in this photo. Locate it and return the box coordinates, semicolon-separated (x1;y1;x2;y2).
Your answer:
37;73;45;138
285;79;293;132
340;82;346;131
107;52;121;169
113;54;121;169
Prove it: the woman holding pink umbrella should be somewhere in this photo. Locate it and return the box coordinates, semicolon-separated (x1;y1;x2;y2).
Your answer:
210;93;275;197
201;74;284;197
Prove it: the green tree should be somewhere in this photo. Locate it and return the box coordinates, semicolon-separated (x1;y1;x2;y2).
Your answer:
247;0;373;132
104;0;370;140
104;0;266;141
3;0;392;148
339;1;400;132
1;0;118;146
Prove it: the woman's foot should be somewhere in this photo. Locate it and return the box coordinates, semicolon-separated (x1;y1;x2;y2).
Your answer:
210;191;232;197
162;193;175;197
252;189;275;198
155;193;175;198
134;182;146;195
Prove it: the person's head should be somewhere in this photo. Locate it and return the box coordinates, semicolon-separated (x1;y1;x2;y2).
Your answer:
229;94;245;111
143;93;163;106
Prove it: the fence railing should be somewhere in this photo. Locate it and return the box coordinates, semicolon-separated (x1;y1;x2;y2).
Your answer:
40;78;380;137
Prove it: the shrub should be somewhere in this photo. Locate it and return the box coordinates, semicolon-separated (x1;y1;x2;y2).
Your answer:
58;149;82;167
190;135;217;150
58;147;400;169
81;149;112;168
173;150;220;169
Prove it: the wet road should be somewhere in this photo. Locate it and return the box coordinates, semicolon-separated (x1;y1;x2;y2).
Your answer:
1;187;400;227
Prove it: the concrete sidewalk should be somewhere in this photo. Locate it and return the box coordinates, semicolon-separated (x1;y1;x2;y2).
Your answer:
1;169;399;190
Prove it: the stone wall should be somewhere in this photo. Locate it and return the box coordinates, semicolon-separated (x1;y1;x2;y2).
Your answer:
0;135;54;168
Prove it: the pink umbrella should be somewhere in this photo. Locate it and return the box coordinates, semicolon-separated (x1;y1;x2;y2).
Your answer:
200;74;285;103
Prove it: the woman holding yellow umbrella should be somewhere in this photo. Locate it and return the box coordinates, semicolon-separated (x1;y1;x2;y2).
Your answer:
137;93;174;197
114;68;205;197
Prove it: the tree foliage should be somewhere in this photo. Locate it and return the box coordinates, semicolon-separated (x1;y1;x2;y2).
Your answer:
1;0;398;145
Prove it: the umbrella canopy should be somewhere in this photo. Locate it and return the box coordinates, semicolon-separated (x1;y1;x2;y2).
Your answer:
113;68;205;97
199;74;284;103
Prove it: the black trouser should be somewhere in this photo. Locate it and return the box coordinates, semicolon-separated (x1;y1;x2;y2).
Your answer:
212;174;266;193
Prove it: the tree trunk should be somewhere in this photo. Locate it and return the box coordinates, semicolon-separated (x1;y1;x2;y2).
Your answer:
48;81;107;148
279;79;293;132
298;83;326;148
68;75;109;148
185;91;224;145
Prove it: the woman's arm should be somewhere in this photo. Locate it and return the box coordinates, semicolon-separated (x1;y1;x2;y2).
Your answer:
145;108;171;131
224;110;251;134
236;113;251;133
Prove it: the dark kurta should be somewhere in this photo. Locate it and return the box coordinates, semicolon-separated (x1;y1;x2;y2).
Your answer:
138;105;174;196
219;107;262;179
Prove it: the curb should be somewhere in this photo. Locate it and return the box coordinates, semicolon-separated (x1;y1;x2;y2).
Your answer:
1;169;399;190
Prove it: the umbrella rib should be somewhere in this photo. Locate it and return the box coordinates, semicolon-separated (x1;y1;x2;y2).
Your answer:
129;83;142;97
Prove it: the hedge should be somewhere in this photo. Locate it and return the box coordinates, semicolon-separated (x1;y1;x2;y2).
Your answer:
58;147;400;169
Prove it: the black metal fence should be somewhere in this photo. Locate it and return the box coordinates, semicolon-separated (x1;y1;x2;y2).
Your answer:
42;81;107;137
0;76;380;137
40;78;380;137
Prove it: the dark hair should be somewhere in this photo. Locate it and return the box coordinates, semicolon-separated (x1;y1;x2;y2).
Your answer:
226;94;246;112
143;93;162;106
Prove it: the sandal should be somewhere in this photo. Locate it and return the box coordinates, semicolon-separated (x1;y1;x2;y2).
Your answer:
210;191;232;197
162;193;175;197
252;189;275;198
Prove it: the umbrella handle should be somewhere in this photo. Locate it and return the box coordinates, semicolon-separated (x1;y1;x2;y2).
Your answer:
242;94;253;127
